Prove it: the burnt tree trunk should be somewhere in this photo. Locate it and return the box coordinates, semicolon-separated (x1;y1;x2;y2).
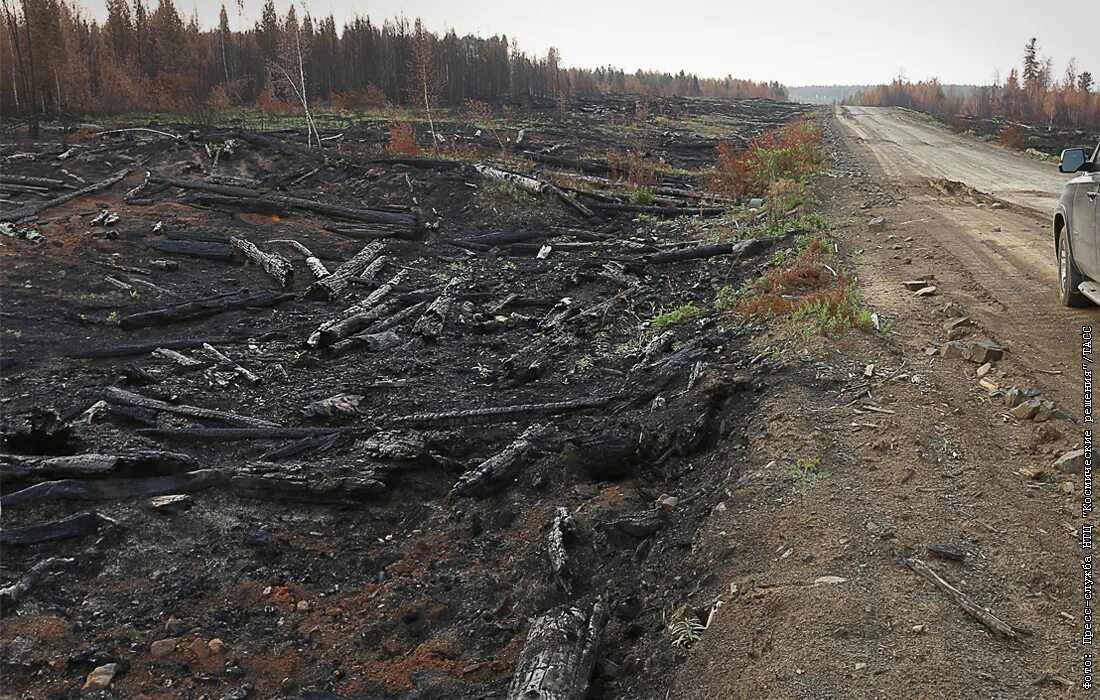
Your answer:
452;424;552;497
105;387;278;428
230;237;293;287
306;242;385;301
506;600;607;700
0;168;129;223
118;290;293;329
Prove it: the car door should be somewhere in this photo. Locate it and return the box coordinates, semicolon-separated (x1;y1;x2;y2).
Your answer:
1072;142;1100;275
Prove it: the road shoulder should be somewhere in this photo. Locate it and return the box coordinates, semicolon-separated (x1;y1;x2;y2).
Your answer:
667;113;1082;699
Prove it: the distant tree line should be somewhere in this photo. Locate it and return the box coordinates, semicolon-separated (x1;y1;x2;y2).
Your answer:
845;39;1098;130
0;0;788;119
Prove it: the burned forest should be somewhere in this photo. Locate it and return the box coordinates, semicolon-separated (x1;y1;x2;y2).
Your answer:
0;95;833;698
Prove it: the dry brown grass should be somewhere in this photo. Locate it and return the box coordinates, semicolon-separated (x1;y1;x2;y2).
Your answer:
999;123;1027;150
735;238;872;335
385;122;421;156
710;119;824;199
607;147;657;188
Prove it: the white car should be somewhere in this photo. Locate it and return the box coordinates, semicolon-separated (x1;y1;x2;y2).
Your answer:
1056;141;1100;306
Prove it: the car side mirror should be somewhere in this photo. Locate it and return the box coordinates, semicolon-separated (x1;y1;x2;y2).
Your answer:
1060;148;1088;173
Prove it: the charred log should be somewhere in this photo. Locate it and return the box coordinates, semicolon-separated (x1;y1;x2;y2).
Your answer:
548;506;577;593
137;426;342;441
0;511;104;546
1;450;198;486
147;239;235;260
306;242;385;301
1;469;228;509
230;464;386;503
390;397;613;429
452;424;553;497
105;386;278;428
72;337;240;359
118;289;293;329
0;168;129;223
231;237;294;287
602;508;669;538
413;276;464;340
506;600;607;700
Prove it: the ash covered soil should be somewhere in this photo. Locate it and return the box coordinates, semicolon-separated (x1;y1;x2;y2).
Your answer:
0;96;821;699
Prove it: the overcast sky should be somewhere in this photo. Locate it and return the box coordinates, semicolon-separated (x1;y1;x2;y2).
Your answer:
84;0;1100;86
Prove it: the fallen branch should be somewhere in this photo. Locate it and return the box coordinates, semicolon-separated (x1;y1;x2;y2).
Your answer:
0;556;76;614
548;506;577;592
0;168;129;223
521;150;610;175
95;127;183;141
324;225;422;241
641;235;787;265
234;128;323;162
105;386;278;428
389;396;614;429
71;337;240;359
590;202;726;217
271;239;329;278
152;347;208;371
200;343;261;384
906;557;1028;639
548;184;595;218
118;289;293;329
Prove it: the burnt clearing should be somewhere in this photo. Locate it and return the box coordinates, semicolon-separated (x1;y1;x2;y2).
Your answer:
1;96;816;699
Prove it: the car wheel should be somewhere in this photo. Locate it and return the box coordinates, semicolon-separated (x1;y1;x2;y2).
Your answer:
1059;229;1089;307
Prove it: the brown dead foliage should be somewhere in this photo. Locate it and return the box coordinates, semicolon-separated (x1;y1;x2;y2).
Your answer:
386;122;421;157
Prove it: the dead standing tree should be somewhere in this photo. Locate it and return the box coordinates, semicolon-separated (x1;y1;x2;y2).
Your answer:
268;5;321;151
408;19;439;154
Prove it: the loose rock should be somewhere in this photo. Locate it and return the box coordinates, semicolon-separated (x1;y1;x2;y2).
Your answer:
1054;449;1085;475
190;637;210;660
967;342;1004;364
150;639;176;658
939;341;970;359
1010;398;1042;420
82;663;119;692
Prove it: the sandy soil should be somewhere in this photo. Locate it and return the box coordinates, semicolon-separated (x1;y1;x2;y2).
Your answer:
668;109;1085;700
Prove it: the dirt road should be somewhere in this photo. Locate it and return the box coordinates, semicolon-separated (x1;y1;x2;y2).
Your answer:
837;105;1066;212
837;105;1095;410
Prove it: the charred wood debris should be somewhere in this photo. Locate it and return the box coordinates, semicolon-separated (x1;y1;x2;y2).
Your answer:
0;96;812;698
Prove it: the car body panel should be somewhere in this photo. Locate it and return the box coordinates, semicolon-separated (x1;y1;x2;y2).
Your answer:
1056;142;1100;281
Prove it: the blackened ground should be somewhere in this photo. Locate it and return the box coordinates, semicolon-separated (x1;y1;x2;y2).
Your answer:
1;96;813;698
